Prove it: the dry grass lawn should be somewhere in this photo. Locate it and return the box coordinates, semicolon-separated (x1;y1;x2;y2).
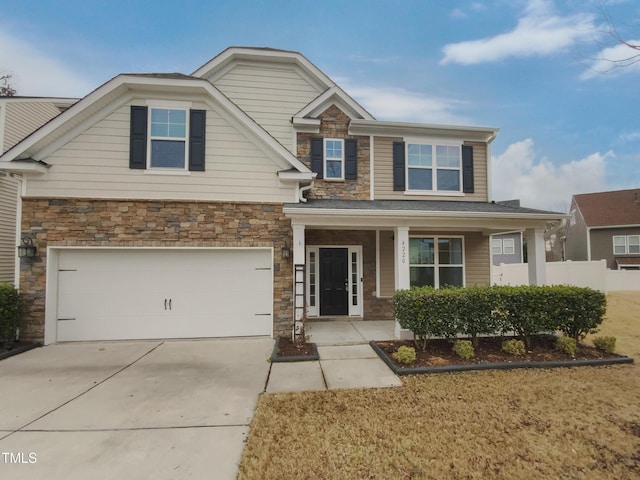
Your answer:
238;292;640;480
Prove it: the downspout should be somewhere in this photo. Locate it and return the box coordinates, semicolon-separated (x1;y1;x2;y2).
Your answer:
298;181;314;203
12;173;24;288
586;227;592;261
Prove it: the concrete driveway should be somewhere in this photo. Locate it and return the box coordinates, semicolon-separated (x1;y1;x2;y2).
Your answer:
0;338;273;479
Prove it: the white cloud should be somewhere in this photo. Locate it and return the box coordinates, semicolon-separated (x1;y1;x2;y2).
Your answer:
441;0;598;65
0;31;95;97
344;84;470;125
492;138;611;211
580;39;640;79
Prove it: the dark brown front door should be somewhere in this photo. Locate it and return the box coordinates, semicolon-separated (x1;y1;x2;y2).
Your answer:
319;248;349;316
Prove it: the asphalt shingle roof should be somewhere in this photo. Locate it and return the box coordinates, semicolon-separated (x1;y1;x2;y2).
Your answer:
284;199;562;216
574;189;640;227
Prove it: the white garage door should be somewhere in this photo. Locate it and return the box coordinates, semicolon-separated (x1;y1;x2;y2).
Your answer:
56;249;273;342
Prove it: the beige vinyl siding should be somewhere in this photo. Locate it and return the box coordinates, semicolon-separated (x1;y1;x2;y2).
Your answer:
373;137;488;202
25;102;296;202
3;102;61;152
211;63;323;151
0;174;18;284
379;230;395;297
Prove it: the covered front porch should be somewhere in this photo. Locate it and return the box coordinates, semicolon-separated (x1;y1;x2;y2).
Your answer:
284;199;564;339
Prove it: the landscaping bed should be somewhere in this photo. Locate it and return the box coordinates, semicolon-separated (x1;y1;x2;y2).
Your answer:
270;336;319;362
373;335;633;374
0;340;40;361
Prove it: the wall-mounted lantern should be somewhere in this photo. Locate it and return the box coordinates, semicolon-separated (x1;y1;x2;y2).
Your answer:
17;237;37;258
281;244;291;260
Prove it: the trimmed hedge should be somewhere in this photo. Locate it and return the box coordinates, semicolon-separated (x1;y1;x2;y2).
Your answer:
393;285;606;350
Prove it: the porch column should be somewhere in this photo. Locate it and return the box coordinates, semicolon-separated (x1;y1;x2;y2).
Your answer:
292;224;306;333
525;228;546;285
394;226;412;339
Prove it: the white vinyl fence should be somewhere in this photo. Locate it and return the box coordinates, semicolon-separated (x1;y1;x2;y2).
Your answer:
492;260;640;292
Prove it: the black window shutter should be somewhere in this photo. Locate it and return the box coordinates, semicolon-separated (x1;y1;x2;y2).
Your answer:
129;106;148;169
462;145;474;193
345;139;357;180
310;137;323;179
189;109;206;172
392;141;406;191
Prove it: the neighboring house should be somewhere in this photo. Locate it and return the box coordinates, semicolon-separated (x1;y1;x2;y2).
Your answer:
0;47;563;345
566;188;640;270
0;97;77;284
491;232;523;266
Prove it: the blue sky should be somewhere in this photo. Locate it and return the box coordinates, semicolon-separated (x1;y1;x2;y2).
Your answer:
1;0;639;210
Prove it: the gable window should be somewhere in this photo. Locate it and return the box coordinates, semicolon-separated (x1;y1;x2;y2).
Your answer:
150;108;188;169
324;139;344;179
409;236;464;288
129;103;206;172
614;235;640;254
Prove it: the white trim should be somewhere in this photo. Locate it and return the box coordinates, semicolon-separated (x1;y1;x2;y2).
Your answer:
375;230;381;297
587;227;592;261
590;223;640;229
408;235;466;288
305;245;363;318
349;119;499;142
403;191;465;197
293;87;375;122
369;135;374;200
13;174;23;287
146;103;191;172
323;138;345;180
44;246;274;345
487;140;493;203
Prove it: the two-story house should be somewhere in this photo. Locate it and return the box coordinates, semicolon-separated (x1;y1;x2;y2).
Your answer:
0;96;77;284
566;189;640;270
0;47;562;345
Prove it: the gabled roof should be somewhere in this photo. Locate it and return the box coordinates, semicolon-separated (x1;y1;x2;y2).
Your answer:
193;46;375;124
573;188;640;228
0;72;311;177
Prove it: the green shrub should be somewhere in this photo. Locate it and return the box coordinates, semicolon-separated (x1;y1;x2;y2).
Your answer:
0;284;25;344
555;336;577;357
452;340;475;360
501;339;526;356
593;336;616;353
392;285;607;350
392;345;417;365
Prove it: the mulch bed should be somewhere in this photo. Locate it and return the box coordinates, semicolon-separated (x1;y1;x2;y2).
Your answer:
374;335;630;371
271;336;319;362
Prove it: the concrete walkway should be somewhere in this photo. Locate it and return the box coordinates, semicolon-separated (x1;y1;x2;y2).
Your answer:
266;321;402;393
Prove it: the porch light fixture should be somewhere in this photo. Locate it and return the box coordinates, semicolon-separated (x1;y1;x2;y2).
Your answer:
281;245;291;259
17;236;37;258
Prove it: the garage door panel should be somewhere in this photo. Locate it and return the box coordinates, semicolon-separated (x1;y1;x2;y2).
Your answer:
56;249;273;342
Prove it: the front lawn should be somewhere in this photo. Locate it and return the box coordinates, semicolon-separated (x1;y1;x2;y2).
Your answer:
238;292;640;480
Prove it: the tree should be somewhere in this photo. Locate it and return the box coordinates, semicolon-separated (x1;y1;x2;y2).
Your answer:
0;74;17;96
596;1;640;72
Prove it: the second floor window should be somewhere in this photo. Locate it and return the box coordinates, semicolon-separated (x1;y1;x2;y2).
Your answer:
324;139;344;179
614;235;640;254
407;143;461;192
150;108;188;169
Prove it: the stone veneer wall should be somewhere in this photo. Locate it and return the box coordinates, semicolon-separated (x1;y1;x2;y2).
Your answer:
297;105;370;200
19;198;294;342
305;230;393;321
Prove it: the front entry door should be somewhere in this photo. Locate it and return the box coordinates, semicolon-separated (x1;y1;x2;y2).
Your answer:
319;248;349;316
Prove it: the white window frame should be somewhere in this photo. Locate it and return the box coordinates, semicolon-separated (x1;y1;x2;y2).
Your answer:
146;100;192;173
491;238;503;255
409;236;465;288
405;138;463;195
615;234;640;255
323;138;344;180
305;245;362;317
502;238;515;255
